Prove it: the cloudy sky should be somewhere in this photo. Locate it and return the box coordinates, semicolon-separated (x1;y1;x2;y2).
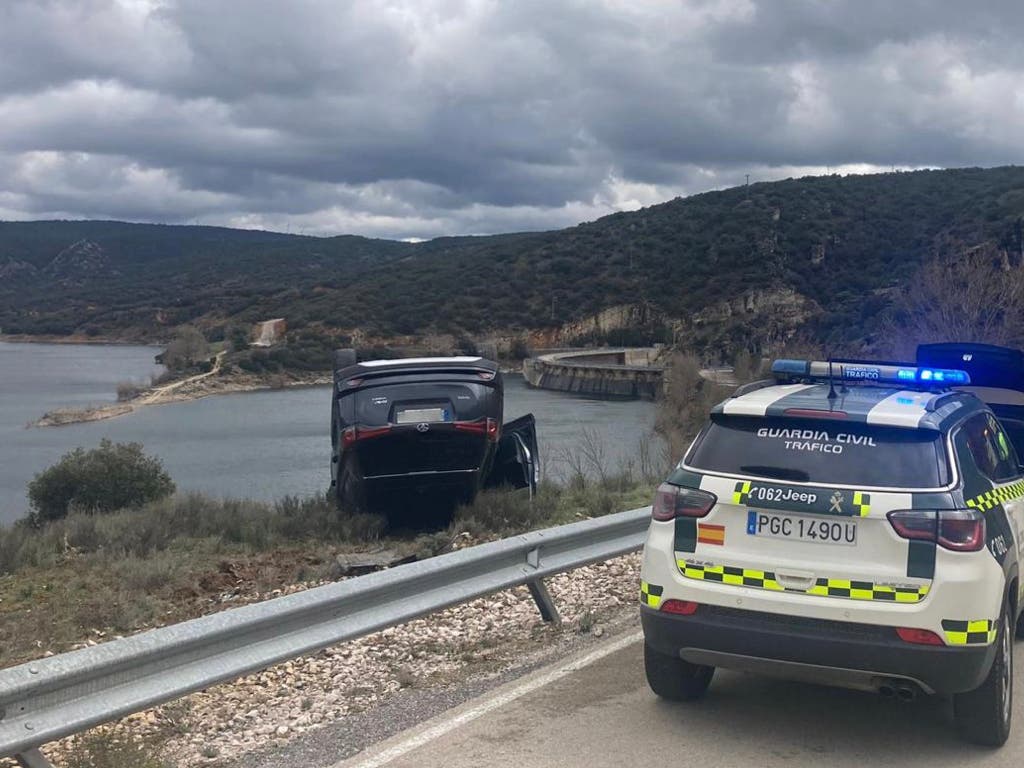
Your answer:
1;0;1022;240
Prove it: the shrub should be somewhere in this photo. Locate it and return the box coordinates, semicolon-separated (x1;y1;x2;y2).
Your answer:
116;380;145;401
161;326;210;372
27;440;176;524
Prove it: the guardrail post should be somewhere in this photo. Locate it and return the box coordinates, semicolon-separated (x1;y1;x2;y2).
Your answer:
16;749;55;768
524;546;560;624
526;579;561;624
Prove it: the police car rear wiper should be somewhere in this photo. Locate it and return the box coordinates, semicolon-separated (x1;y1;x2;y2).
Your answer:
739;465;810;482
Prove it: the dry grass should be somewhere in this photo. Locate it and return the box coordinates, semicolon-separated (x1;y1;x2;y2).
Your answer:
0;432;659;671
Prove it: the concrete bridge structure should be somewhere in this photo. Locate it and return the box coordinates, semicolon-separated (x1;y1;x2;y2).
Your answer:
522;347;665;400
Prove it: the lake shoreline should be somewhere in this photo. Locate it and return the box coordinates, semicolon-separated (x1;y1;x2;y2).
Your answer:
0;333;154;346
32;369;334;427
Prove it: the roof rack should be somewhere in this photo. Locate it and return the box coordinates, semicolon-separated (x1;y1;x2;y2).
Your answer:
771;358;971;389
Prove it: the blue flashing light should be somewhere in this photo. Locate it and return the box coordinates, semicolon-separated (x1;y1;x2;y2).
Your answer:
918;368;969;385
771;359;971;387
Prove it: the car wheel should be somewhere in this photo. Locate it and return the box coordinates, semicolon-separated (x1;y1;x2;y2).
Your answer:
954;604;1013;747
644;642;714;702
337;463;365;513
333;348;357;374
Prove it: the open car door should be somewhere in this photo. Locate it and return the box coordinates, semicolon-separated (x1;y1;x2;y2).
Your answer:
917;342;1024;456
485;413;539;495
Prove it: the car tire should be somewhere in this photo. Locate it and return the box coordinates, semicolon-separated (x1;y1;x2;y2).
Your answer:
333;348;357;375
644;642;714;702
953;605;1013;747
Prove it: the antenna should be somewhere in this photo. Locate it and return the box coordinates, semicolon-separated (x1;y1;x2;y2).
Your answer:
827;356;838;400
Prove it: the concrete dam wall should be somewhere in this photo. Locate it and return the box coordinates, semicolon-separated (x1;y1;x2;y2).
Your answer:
522;347;665;400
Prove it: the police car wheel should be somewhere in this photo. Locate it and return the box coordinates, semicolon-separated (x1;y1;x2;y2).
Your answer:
953;605;1013;747
644;642;714;702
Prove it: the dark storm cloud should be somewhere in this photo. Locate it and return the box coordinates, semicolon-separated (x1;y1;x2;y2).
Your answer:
0;0;1022;238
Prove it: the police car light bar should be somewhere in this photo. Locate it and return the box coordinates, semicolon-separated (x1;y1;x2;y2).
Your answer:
770;359;971;387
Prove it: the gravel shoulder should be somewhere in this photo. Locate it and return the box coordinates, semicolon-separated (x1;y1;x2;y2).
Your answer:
221;609;642;768
20;553;641;768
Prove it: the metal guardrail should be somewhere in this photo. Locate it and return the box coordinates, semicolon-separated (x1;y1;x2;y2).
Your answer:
1;506;652;765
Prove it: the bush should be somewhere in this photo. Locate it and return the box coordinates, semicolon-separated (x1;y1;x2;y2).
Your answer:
27;440;176;524
116;380;145;401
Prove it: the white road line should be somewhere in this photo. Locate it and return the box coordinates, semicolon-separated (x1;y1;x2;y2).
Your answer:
334;629;643;768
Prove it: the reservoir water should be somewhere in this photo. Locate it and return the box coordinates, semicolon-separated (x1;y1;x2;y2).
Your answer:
0;342;660;525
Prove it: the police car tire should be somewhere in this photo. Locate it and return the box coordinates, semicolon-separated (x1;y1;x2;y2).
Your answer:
644;642;714;702
953;605;1013;747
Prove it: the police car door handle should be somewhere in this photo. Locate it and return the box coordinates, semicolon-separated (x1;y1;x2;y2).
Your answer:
775;570;816;591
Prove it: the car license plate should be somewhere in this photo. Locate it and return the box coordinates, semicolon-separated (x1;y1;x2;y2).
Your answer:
746;510;857;546
396;407;450;424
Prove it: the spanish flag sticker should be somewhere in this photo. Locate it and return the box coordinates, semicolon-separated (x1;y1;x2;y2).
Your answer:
698;523;725;546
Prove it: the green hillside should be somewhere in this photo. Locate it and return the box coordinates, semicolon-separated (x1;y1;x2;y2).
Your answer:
2;166;1023;356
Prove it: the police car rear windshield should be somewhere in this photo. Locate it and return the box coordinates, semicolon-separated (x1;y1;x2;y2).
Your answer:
687;415;951;489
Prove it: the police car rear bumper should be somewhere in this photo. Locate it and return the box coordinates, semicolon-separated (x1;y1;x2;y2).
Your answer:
642;604;995;695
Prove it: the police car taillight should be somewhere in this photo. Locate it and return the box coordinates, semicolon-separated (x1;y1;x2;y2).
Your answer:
652;483;716;521
661;600;699;615
895;627;944;646
886;509;985;552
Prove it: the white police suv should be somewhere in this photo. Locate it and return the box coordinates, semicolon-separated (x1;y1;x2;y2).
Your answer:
640;354;1024;746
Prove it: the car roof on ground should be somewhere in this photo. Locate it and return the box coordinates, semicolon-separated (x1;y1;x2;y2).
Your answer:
712;382;986;431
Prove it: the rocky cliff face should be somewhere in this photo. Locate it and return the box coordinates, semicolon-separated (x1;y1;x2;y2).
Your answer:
679;286;821;356
527;303;667;348
692;287;818;326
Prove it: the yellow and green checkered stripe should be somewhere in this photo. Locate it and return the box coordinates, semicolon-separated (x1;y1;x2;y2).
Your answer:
640;581;664;608
941;619;997;645
852;491;871;517
806;578;928;602
732;481;752;505
679;562;785;591
965;480;1024;512
679;560;929;603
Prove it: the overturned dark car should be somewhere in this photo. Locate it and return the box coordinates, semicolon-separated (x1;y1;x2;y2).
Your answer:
330;352;538;513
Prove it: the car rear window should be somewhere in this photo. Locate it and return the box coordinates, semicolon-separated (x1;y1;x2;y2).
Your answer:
687;415;951;489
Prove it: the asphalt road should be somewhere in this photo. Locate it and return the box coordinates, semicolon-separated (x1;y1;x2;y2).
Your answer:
337;630;1024;768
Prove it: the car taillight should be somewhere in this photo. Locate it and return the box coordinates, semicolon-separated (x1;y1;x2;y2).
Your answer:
341;425;391;448
896;627;944;645
652;483;716;521
887;509;985;552
454;418;499;441
661;599;699;615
